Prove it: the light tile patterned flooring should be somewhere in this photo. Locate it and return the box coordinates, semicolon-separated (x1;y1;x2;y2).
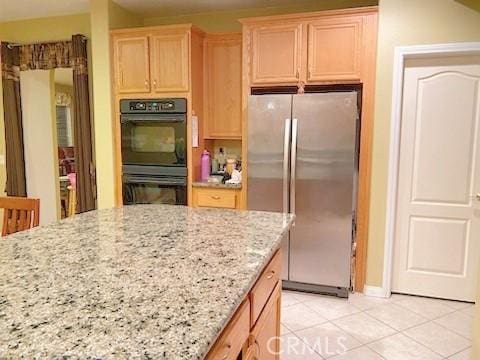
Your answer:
280;291;475;360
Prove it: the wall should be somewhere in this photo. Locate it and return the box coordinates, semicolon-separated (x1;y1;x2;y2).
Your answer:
20;70;60;225
143;0;377;32
89;0;142;209
367;0;480;287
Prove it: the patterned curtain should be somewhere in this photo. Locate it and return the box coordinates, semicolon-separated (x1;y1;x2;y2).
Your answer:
18;41;72;71
0;43;27;196
71;34;96;213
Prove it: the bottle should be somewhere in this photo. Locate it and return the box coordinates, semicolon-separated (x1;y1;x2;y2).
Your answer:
201;149;211;181
217;147;226;172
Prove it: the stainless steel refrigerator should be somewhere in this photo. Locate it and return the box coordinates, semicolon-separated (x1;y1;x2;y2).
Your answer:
247;92;359;297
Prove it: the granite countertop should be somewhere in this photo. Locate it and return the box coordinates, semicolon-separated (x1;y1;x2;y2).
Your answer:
192;180;242;189
0;205;294;359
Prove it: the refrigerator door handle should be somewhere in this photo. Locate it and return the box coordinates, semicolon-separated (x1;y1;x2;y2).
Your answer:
283;118;292;214
290;118;298;215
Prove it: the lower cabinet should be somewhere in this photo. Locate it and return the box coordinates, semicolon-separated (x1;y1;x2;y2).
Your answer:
248;283;281;360
192;187;242;209
206;251;282;360
206;300;250;360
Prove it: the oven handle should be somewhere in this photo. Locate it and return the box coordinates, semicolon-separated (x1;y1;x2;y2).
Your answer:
123;176;187;186
121;114;185;123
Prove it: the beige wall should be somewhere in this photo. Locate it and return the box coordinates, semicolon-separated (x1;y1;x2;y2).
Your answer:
366;0;480;287
89;0;142;209
143;0;377;32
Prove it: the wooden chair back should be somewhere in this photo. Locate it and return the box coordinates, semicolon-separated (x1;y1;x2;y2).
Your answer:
0;197;40;236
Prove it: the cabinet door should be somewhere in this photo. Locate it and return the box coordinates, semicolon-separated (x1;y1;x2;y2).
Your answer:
113;36;150;93
204;34;242;139
251;282;281;360
251;23;302;85
307;16;363;82
150;32;189;92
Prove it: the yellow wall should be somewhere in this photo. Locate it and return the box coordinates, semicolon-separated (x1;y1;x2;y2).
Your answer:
89;0;142;209
0;13;91;200
367;0;480;287
143;0;377;32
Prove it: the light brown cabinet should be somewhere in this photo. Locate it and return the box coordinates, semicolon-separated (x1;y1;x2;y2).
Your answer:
249;283;281;360
242;11;374;86
111;26;190;96
204;33;242;139
113;35;150;93
192;187;241;209
206;251;282;360
250;23;303;85
307;16;363;82
206;299;251;360
151;31;189;92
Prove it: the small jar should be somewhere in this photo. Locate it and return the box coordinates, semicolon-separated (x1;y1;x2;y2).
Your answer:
226;159;237;175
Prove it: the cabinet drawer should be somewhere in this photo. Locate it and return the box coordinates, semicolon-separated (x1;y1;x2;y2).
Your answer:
206;299;250;360
250;251;282;326
195;189;237;209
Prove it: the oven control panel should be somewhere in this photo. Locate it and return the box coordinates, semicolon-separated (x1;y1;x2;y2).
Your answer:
120;98;187;114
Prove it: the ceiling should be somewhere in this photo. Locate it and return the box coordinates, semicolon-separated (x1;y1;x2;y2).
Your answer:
0;0;322;22
0;0;89;22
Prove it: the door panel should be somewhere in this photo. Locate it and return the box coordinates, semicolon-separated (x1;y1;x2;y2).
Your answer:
151;32;189;92
204;34;242;138
113;36;150;93
307;17;362;82
289;92;358;288
393;56;480;301
247;95;292;280
247;95;292;213
251;23;302;84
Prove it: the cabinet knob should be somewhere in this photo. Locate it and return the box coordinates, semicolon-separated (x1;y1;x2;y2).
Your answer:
211;195;221;200
219;343;232;360
153;79;157;88
144;79;149;88
266;270;275;280
296;69;300;79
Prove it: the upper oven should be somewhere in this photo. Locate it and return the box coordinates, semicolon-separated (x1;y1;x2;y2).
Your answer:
120;98;187;168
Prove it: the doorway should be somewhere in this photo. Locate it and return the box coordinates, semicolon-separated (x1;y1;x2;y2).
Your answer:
386;44;480;302
55;68;76;218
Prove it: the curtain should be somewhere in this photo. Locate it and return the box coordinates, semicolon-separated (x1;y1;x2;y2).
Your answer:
1;43;27;197
71;34;96;213
19;41;72;71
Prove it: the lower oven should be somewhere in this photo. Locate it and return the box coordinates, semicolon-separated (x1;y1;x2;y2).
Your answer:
122;166;187;206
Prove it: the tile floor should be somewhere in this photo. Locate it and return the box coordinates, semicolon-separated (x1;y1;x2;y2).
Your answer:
280;291;475;360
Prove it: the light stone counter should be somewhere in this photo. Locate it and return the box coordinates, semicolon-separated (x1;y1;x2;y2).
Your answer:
0;205;293;359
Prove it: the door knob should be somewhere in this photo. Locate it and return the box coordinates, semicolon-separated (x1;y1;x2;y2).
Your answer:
476;193;480;201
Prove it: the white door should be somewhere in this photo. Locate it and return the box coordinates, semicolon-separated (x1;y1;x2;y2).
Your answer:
392;55;480;302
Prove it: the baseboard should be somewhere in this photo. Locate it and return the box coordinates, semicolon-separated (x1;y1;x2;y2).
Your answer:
363;285;389;298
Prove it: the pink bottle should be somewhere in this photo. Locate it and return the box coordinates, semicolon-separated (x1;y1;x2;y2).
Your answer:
201;149;211;181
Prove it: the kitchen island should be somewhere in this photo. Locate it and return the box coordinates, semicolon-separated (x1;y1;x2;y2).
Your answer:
0;205;293;359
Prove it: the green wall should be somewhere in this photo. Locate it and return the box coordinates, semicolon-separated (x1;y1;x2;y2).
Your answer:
143;0;377;32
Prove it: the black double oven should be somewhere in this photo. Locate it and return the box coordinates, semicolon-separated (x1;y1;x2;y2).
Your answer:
121;98;187;206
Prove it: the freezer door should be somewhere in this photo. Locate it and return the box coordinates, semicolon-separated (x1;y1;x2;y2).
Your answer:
290;92;358;288
247;94;292;280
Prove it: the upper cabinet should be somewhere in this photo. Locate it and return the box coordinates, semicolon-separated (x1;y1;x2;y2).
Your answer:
204;33;242;139
113;35;150;94
307;16;363;82
151;31;189;92
111;26;192;96
250;23;303;85
241;8;376;86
